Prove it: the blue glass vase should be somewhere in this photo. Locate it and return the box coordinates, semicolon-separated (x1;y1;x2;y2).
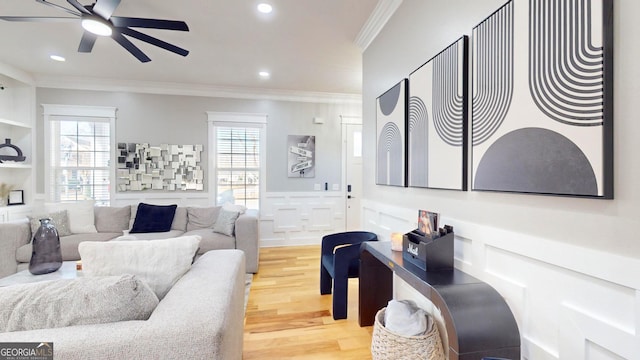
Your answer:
29;218;63;275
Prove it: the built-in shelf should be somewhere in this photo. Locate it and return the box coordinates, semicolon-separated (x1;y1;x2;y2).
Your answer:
0;163;32;169
0;65;36;208
0;118;32;129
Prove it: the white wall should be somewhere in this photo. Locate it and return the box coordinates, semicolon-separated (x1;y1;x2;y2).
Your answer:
35;88;360;194
362;0;640;359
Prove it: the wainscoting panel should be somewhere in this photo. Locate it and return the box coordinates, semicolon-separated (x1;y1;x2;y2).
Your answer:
361;199;640;360
260;192;345;247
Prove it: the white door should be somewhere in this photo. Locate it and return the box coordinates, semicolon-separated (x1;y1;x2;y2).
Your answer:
344;123;363;230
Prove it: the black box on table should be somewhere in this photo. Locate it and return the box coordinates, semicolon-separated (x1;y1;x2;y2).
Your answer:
402;228;454;272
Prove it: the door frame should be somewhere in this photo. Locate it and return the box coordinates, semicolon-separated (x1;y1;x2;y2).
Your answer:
341;115;363;230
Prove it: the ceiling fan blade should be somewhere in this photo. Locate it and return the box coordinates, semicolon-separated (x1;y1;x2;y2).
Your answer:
112;30;151;62
111;16;188;31
119;28;189;57
93;0;121;20
36;0;82;16
0;16;76;22
78;31;97;52
66;0;92;15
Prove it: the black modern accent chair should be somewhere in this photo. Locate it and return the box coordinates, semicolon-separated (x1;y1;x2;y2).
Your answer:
320;231;378;320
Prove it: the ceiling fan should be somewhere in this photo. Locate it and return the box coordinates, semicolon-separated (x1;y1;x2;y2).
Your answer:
0;0;189;62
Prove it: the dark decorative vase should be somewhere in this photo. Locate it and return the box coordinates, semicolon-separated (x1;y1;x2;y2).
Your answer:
29;218;63;275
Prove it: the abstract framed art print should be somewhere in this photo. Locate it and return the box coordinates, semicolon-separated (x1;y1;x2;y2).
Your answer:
376;79;408;187
408;36;468;190
471;0;613;198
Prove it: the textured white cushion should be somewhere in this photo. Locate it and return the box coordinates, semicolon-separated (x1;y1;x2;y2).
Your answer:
78;235;201;299
28;210;72;237
0;274;158;332
45;200;97;234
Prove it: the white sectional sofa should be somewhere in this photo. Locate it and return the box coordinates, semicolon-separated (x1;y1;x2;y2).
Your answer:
0;249;246;360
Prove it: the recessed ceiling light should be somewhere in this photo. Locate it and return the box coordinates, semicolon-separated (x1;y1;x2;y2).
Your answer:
257;3;273;14
50;55;66;62
259;71;270;78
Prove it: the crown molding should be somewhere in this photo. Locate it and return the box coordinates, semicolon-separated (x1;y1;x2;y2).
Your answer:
0;61;36;85
355;0;403;52
33;74;362;105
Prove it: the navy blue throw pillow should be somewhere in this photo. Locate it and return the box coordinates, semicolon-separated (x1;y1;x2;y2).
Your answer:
130;203;178;233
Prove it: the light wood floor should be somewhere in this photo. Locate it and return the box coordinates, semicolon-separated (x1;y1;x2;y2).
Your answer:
243;245;373;359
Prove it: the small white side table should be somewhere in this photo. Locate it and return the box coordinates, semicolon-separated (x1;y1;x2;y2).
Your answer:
0;262;79;287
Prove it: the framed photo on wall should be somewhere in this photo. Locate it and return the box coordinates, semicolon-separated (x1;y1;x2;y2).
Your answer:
8;190;24;205
376;79;408;187
471;0;613;198
288;135;315;178
408;36;468;190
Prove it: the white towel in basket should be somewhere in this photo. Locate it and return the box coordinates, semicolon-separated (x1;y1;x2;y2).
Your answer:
384;299;432;336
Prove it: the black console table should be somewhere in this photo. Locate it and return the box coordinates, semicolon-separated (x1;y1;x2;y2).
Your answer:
359;241;520;360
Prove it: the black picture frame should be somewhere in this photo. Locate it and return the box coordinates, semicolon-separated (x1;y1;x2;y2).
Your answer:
471;0;614;198
7;190;24;205
408;36;468;191
376;79;408;187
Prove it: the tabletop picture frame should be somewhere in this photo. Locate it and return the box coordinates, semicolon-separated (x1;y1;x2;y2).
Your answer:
7;190;24;205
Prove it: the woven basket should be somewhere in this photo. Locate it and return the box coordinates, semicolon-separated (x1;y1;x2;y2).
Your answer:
371;307;446;360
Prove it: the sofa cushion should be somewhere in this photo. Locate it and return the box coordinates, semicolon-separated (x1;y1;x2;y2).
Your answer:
94;206;131;233
186;206;220;231
0;274;158;332
184;229;235;253
172;207;188;232
28;210;72;237
130;203;177;233
79;235;201;299
213;207;241;236
45;200;97;234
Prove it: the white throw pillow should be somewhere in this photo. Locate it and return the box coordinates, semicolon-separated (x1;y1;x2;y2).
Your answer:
45;200;97;234
78;235;201;299
222;202;247;214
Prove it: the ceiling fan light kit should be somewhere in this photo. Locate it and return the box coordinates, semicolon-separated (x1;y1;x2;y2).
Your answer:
81;16;111;36
1;0;190;62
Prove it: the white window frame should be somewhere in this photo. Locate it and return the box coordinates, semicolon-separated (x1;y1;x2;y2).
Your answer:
206;112;267;209
42;104;117;204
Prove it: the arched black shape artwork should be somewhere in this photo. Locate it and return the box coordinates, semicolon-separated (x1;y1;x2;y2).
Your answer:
471;0;613;198
376;79;408;187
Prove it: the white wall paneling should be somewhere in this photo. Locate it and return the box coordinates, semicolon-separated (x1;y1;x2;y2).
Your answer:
361;199;640;360
260;191;345;247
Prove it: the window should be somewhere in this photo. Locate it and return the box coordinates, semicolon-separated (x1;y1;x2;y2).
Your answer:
207;112;266;209
43;105;116;206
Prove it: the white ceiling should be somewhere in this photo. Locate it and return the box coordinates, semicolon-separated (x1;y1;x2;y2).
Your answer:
0;0;383;97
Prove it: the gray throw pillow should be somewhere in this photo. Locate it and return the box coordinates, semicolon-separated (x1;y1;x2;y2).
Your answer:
0;274;158;332
28;210;72;237
213;208;240;236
